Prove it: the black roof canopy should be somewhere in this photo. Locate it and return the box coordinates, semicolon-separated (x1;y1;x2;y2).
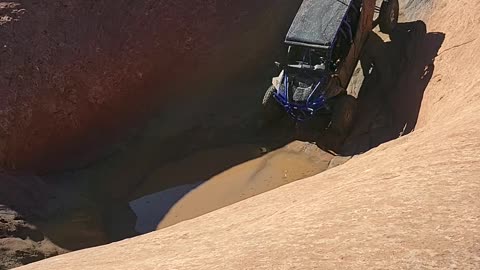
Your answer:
285;0;352;49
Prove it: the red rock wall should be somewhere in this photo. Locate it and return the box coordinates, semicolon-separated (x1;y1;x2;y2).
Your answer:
0;0;301;172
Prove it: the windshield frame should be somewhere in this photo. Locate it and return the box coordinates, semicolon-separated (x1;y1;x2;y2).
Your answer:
286;46;332;71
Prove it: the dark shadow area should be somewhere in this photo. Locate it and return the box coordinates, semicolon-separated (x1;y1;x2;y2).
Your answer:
341;21;445;155
0;173;65;270
292;21;444;155
128;182;204;233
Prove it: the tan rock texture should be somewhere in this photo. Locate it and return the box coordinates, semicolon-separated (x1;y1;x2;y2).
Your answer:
15;0;480;269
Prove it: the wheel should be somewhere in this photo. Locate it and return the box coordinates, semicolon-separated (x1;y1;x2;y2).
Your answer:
379;0;399;34
330;94;358;136
261;85;283;125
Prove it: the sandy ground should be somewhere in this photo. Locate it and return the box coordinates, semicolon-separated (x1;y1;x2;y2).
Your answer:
130;141;332;233
15;0;480;269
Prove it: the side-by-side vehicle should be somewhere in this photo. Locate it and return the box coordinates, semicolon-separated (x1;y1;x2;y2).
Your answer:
263;0;399;134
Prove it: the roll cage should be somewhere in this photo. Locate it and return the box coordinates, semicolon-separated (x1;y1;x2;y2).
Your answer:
285;0;362;66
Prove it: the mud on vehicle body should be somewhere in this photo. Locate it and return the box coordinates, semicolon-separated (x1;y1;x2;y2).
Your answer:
262;0;399;135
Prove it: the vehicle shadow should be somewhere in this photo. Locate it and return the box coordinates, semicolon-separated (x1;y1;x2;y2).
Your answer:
296;21;445;155
343;21;444;155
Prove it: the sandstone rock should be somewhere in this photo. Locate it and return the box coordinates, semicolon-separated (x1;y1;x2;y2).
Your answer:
15;1;480;269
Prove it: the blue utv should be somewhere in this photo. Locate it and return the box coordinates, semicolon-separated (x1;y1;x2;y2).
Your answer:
263;0;399;135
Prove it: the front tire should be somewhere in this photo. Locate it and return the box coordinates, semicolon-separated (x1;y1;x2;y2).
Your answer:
262;85;283;125
331;94;358;136
379;0;399;34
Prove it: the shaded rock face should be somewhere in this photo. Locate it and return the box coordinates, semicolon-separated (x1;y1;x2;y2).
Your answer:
0;173;65;269
0;0;301;172
0;207;65;270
